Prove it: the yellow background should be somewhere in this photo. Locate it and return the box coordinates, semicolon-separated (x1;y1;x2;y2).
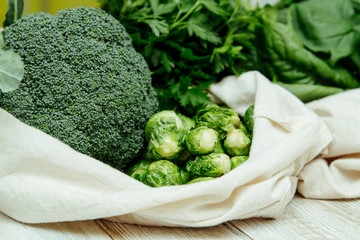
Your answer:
1;0;100;27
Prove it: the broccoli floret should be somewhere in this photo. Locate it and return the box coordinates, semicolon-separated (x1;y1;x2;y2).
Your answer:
0;7;159;170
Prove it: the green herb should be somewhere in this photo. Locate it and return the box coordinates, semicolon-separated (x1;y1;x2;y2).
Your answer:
0;32;24;93
3;0;24;27
99;0;260;114
100;0;360;106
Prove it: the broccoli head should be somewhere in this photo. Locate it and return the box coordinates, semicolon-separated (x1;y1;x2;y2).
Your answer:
0;7;159;170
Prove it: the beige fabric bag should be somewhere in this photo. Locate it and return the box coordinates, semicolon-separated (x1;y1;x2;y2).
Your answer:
0;71;331;227
297;90;360;199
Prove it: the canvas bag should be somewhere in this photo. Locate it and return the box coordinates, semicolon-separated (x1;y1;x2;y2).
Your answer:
297;89;360;199
0;71;331;227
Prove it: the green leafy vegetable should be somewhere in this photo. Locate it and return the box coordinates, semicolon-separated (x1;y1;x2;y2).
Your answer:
257;11;359;89
230;156;248;170
146;160;183;187
99;0;260;114
126;153;153;184
185;126;219;155
177;113;195;134
243;105;254;135
187;177;215;184
145;110;186;160
213;140;225;154
179;166;191;184
3;0;24;27
186;153;231;178
99;0;359;106
0;32;24;93
223;129;251;157
275;82;344;103
289;0;360;65
195;104;243;140
127;104;252;187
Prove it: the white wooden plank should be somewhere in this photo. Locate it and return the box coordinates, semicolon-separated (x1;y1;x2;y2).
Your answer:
95;220;252;240
0;212;250;240
230;195;360;240
1;195;359;240
0;213;110;240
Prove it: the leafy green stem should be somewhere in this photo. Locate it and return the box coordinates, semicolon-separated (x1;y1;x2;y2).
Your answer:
170;1;202;30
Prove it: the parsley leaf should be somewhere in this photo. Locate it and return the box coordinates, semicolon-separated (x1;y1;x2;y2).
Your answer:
179;87;211;110
187;15;221;44
99;0;258;114
142;19;169;37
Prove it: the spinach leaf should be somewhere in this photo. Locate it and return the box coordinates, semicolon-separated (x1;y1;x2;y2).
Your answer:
275;82;344;103
0;32;24;93
3;0;24;27
258;14;359;89
289;0;360;65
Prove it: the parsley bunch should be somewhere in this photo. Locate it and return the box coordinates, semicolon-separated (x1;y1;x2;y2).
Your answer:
99;0;259;114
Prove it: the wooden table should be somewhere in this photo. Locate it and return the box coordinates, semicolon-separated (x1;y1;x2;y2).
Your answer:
1;194;359;239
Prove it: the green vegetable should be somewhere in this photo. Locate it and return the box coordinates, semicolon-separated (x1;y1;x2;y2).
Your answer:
196;104;243;140
289;0;360;66
187;177;215;184
186;153;231;178
230;156;249;170
185;126;219;155
0;7;159;170
223;129;251;156
243;105;254;135
146;160;183;187
0;32;24;93
275;82;344;103
179;166;191;184
145;110;186;160
126;153;153;183
177;113;195;134
213;140;225;154
257;11;359;89
129;104;253;185
3;0;24;27
99;0;260;114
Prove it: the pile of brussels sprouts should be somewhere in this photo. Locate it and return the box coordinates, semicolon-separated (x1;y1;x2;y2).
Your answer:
126;104;254;187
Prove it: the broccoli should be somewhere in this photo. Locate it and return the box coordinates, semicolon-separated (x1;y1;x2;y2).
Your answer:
0;7;159;170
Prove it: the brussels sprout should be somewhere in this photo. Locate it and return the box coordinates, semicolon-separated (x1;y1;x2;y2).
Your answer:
179;166;191;184
178;113;195;134
223;129;251;156
147;138;183;160
185;126;219;155
145;160;183;187
187;177;215;184
213;140;225;153
145;110;186;160
196;104;242;140
196;104;221;115
126;154;153;183
243;105;254;135
185;153;231;178
230;156;249;170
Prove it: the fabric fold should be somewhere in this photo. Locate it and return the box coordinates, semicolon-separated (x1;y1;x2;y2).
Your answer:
297;90;360;199
0;71;332;227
